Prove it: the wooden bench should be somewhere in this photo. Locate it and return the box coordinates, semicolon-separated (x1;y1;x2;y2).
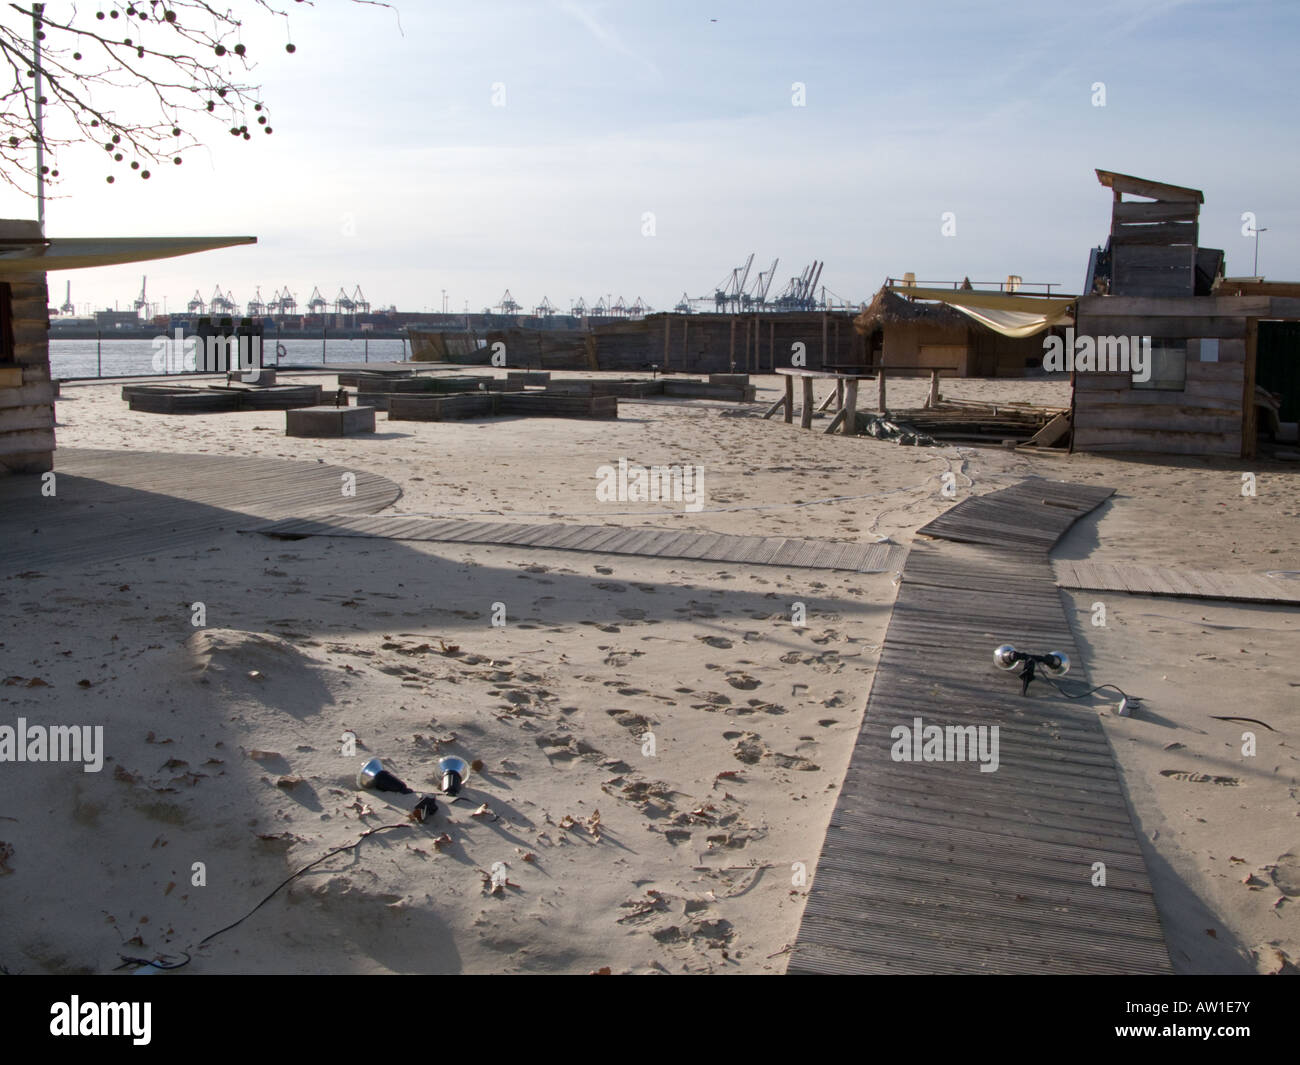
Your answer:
285;405;376;436
497;393;618;419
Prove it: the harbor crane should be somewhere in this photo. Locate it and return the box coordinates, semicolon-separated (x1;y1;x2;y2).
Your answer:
351;285;370;315
714;253;755;313
209;286;236;317
187;289;205;315
533;296;557;317
306;287;328;315
333;287;355;315
59;281;74;315
133;276;148;316
496;290;521;315
246;287;266;318
744;258;779;310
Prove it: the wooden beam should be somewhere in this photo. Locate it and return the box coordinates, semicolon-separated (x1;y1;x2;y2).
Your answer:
878;365;887;414
769;320;775;372
784;374;794;423
822;312;829;370
663;317;670;371
928;369;940;407
823;408;847;434
800;376;814;429
762;393;788;419
729;316;736;371
843;378;858;435
1243;318;1258;459
816;388;837;412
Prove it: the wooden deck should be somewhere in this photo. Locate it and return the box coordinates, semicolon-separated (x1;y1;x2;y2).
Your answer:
248;514;908;573
790;478;1173;974
0;448;401;574
1055;560;1300;606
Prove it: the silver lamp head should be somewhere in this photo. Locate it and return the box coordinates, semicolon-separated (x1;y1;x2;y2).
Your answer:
356;757;413;794
993;644;1020;671
438;755;470;796
357;757;384;789
1043;652;1070;677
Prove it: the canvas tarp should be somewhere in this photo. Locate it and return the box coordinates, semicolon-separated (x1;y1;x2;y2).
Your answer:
0;235;256;275
885;285;1075;338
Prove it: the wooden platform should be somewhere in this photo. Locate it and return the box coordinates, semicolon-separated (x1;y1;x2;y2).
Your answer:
916;477;1117;549
0;448;401;575
790;478;1172;974
1055;559;1300;605
248;514;908;573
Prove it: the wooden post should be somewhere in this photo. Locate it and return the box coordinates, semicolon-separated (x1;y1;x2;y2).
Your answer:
769;320;775;372
664;316;671;372
821;312;829;369
843;378;858;435
784;374;794;424
682;316;688;373
836;379;844;410
800;376;814;429
928;369;940;407
744;317;751;373
878;365;887;414
835;318;840;365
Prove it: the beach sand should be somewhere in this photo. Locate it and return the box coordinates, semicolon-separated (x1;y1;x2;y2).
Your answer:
1;371;1295;973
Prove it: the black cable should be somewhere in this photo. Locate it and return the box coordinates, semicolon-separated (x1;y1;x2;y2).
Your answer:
117;820;414;973
1043;676;1134;703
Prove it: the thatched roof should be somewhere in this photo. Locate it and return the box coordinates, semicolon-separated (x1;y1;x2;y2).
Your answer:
855;286;971;334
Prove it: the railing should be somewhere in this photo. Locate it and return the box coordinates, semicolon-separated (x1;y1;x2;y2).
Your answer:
886;278;1066;297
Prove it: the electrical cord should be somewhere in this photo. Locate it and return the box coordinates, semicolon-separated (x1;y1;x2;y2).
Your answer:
115;820;415;973
1043;677;1135;704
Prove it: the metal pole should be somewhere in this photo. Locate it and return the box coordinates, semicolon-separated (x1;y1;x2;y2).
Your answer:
33;3;45;231
97;330;101;377
364;337;368;362
322;326;326;363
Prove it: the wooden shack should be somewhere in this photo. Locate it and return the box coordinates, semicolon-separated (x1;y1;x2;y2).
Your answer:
855;285;1051;377
1073;171;1300;457
0;228;256;478
0;219;54;475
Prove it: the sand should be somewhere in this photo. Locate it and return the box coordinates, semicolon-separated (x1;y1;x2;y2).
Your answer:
0;369;1295;974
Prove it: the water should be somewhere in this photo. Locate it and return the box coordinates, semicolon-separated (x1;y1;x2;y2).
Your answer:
50;338;411;379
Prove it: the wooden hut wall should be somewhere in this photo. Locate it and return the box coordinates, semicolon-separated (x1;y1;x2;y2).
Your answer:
0;220;53;475
1071;293;1278;457
602;313;862;374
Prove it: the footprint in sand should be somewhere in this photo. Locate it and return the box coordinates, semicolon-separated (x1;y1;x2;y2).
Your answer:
1159;770;1240;786
695;635;733;649
725;671;761;691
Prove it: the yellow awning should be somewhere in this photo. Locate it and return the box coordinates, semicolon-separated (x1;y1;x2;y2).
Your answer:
0;235;256;274
885;285;1076;338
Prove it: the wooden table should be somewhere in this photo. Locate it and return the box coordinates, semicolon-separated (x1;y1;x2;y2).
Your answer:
767;367;877;434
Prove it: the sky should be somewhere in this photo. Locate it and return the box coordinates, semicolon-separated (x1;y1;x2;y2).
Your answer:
4;0;1298;316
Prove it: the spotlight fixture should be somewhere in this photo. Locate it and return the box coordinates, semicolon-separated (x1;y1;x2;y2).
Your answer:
438;756;470;797
356;757;413;795
992;644;1070;696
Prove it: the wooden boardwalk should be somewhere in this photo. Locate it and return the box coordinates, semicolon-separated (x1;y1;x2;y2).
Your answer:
249;514;908;573
0;448;401;575
1056;560;1300;606
791;478;1173;974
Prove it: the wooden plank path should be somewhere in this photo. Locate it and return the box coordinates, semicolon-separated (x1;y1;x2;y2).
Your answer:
0;448;401;575
248;513;909;574
1055;559;1300;606
791;478;1174;974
